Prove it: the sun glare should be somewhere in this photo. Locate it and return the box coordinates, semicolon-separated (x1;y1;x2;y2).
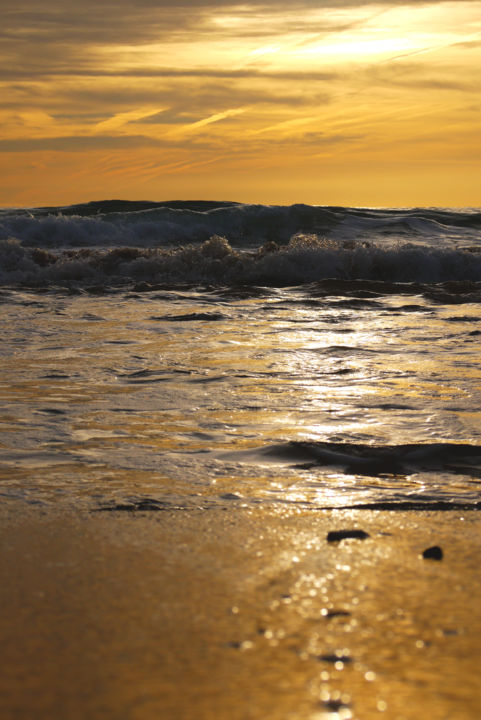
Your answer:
299;37;415;59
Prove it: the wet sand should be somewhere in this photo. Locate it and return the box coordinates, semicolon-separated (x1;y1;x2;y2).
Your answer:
0;503;480;720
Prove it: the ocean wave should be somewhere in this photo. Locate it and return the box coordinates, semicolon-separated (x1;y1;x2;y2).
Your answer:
0;202;338;249
1;234;481;290
1;201;480;251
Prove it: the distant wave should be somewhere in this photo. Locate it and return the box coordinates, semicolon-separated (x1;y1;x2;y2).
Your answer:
1;201;480;251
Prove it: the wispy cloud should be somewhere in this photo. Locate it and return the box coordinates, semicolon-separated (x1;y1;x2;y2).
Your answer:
169;108;247;136
92;107;165;133
0;136;157;152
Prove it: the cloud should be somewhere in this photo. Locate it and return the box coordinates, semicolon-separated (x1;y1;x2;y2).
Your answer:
169;108;247;136
0;136;158;152
0;65;340;81
92;107;165;133
365;61;481;93
2;0;478;82
1;74;334;121
0;125;361;153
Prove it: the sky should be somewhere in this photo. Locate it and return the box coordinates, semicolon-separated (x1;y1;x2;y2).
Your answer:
1;0;480;207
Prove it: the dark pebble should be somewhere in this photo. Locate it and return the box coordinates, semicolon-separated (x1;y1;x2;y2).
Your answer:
443;628;458;636
318;653;352;664
327;529;370;542
325;610;351;619
321;699;351;711
422;545;443;560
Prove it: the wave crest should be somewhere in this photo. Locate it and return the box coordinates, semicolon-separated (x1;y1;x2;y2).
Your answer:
2;233;481;290
2;201;480;251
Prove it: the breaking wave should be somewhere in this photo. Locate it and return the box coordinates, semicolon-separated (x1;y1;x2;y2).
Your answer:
1;200;480;248
1;200;480;289
1;234;481;290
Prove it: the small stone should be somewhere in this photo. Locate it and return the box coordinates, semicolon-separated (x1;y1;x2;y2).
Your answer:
324;610;351;619
327;529;370;542
321;699;351;711
422;545;443;560
318;653;353;664
443;628;458;636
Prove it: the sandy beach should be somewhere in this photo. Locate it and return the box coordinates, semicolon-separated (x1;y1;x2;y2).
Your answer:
0;502;479;720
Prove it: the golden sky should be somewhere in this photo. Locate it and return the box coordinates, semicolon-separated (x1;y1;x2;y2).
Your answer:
1;0;480;207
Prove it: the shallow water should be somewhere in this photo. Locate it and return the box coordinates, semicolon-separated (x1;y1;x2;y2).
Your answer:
1;282;480;510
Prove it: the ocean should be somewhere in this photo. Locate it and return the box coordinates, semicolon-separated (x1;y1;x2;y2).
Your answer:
1;200;481;512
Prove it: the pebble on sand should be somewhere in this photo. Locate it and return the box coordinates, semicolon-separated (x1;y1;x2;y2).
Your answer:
327;529;370;542
422;545;444;560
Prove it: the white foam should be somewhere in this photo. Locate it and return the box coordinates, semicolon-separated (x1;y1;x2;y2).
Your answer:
1;233;481;288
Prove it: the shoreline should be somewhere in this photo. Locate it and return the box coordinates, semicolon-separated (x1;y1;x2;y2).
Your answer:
0;502;479;719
